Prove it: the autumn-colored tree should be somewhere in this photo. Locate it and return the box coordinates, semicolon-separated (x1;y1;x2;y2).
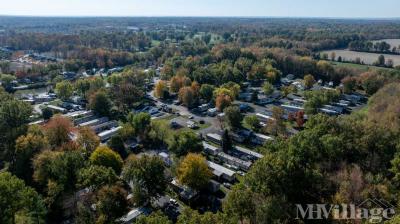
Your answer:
44;115;73;148
281;85;297;97
341;76;357;94
161;64;174;80
178;86;195;108
154;80;168;99
215;94;232;112
358;71;386;95
191;81;200;98
213;87;235;101
317;60;334;78
303;74;316;89
90;146;123;174
221;82;241;99
114;83;144;109
266;106;286;137
170;76;182;93
77;126;100;155
296;110;305;128
368;83;400;131
330;52;336;61
177;153;212;190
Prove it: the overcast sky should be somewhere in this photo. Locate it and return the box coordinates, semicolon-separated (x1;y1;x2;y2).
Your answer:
1;0;399;18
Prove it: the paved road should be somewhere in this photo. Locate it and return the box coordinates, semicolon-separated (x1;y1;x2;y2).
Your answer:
33;103;44;114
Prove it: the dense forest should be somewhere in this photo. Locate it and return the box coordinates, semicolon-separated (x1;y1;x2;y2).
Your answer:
2;17;400;224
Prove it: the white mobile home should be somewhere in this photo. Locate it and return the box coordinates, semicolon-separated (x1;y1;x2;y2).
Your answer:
98;126;122;142
207;161;235;182
203;141;221;156
252;133;273;145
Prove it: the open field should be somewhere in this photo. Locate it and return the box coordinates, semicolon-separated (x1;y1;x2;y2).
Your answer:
330;61;395;72
321;49;400;66
372;39;400;46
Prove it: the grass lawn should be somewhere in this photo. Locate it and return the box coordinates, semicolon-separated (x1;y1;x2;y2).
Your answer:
351;105;369;117
49;99;62;106
198;122;211;130
330;61;395;72
151;40;161;47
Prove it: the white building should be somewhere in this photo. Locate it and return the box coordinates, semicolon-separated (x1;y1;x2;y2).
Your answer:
207;161;235;182
203;141;221;156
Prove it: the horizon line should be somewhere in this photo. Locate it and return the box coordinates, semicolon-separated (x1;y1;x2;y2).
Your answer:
1;14;400;20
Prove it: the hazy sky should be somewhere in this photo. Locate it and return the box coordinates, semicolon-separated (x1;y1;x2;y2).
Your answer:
1;0;399;18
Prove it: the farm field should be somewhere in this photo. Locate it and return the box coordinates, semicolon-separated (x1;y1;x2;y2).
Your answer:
329;61;395;72
372;38;400;46
322;49;400;66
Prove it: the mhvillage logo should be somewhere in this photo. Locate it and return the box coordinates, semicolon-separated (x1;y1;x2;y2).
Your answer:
296;198;396;223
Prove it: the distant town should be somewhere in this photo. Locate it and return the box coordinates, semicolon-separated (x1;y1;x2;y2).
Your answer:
0;16;400;224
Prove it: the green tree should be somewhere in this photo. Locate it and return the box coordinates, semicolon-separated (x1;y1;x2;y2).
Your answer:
0;74;16;91
33;150;85;212
199;84;215;102
0;172;47;224
177;208;233;224
221;82;241;99
55;81;73;101
78;165;118;190
122;155;166;202
168;130;203;157
129;112;151;141
42;107;53;120
135;211;172;224
96;185;128;224
224;106;243;130
89;90;111;117
90;146;123;174
376;54;385;66
222;129;233;153
74;78;91;97
244;115;261;131
14;131;49;184
262;82;274;96
177;153;212;190
223;183;256;224
108;134;127;159
0;98;32;162
75;202;96;224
